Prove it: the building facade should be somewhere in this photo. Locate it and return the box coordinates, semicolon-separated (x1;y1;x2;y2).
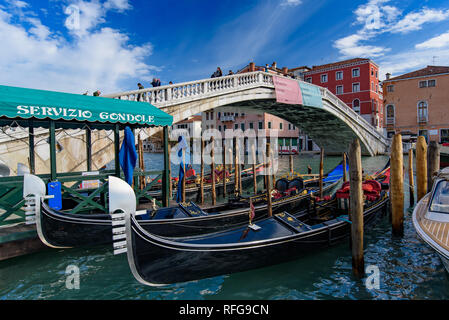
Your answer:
382;66;449;143
303;58;383;131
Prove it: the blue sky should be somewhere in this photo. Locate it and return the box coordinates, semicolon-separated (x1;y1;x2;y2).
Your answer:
1;0;449;94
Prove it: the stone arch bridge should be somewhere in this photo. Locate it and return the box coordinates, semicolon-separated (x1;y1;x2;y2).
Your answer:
104;71;389;156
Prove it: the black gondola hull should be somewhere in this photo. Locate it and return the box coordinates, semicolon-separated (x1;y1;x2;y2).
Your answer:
128;194;389;286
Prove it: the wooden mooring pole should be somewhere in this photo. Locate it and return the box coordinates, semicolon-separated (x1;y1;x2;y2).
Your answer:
391;134;404;236
416;136;428;202
234;139;240;196
266;142;273;217
211;136;216;205
427;141;440;192
408;148;415;207
200;139;204;205
319;147;324;198
252;143;257;194
222;138;227;197
182;147;186;203
343;153;347;183
289;139;294;175
348;139;364;278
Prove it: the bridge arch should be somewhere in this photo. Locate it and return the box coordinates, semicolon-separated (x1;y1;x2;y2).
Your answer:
104;72;389;155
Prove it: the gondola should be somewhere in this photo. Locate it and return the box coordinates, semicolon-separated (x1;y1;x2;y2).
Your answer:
23;163;346;248
114;164;390;286
412;167;449;273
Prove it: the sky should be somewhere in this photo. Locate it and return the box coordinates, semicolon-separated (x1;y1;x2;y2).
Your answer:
1;0;449;95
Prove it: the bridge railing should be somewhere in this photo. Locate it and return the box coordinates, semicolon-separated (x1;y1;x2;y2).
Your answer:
104;71;274;105
104;71;387;145
319;87;389;145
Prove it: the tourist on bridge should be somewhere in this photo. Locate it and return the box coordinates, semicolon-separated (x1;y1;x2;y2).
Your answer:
228;70;234;75
93;90;101;96
151;78;161;87
211;67;222;78
137;83;144;101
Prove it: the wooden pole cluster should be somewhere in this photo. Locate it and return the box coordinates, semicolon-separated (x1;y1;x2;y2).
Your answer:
416;136;428;201
408;149;414;207
390;134;404;236
266;142;273;217
289;139;294;175
348;139;364;278
138;135;146;190
200;139;204;205
222;138;227;197
182;148;186;203
234;138;240;196
252;143;257;194
427;141;440;192
211;136;216;205
319;148;324;198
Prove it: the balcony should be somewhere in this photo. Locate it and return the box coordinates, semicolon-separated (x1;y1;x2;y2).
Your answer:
220;115;235;122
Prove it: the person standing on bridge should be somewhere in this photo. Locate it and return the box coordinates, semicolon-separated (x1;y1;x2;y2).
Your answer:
137;83;144;101
151;78;160;87
211;67;222;78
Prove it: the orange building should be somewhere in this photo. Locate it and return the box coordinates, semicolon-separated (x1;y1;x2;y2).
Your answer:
382;66;449;143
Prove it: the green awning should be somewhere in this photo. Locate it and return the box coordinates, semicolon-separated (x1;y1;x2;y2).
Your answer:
0;85;173;127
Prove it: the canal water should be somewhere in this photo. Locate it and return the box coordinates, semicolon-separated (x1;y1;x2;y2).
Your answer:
1;153;448;300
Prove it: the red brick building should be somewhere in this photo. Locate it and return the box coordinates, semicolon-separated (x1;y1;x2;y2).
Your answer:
303;58;383;131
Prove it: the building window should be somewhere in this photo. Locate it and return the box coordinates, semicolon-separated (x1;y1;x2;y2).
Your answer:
371;68;374;76
336;71;343;80
206;112;209;120
441;129;449;143
249;122;254;129
288;123;291;130
321;74;328;83
280;122;283;130
336;85;344;94
352;83;360;92
218;125;222;132
387;131;395;138
371;82;374;91
376;71;378;78
418;101;428;123
241;123;245;131
352;68;360;77
223;125;227;130
268;122;272;129
234;123;238;130
387;85;394;92
306;77;312;83
419;80;427;88
258;121;263;129
428;79;436;87
353;99;360;114
386;104;395;124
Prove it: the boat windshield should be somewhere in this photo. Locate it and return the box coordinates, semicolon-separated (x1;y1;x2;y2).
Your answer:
430;180;449;214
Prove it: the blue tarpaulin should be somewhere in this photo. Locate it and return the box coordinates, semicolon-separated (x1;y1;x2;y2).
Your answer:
323;163;349;183
119;126;138;186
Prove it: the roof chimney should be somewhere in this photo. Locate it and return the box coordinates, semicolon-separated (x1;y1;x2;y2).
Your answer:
386;73;391;80
249;62;255;72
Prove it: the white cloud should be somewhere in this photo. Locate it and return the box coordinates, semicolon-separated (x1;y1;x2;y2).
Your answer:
416;31;449;49
104;0;132;11
280;0;302;7
334;1;449;59
388;8;449;34
334;33;388;58
0;0;158;94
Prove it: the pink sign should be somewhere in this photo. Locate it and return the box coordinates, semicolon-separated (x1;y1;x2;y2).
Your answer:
272;76;303;105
